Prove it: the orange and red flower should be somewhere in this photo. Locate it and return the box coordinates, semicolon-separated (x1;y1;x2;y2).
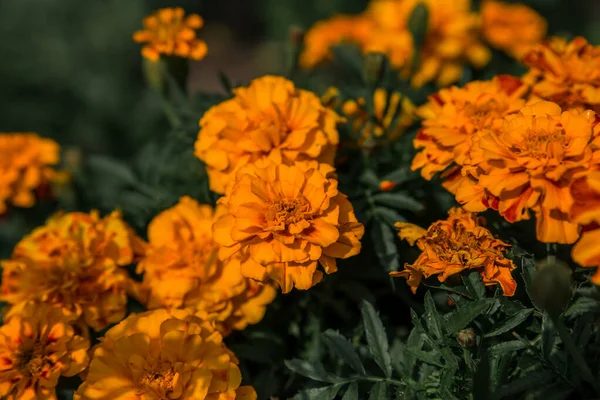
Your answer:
571;172;600;285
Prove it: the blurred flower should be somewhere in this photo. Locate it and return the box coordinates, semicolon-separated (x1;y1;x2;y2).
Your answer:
523;37;600;113
481;0;547;59
379;180;396;191
391;207;517;295
470;101;600;244
0;133;60;214
571;172;600;285
138;196;276;335
0;302;89;400
74;309;256;400
133;7;207;62
0;211;146;331
213;159;364;293
195;76;342;194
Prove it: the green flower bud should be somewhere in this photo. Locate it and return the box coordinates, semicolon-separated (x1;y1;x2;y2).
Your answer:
363;52;386;86
532;257;572;318
456;328;477;348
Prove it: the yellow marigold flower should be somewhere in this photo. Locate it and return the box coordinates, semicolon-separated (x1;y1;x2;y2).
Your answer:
74;309;256;400
0;133;60;214
213;159;364;293
390;207;517;295
133;7;207;62
0;210;146;331
471;101;600;244
481;0;547;59
195;75;342;194
0;302;89;400
138;196;276;335
523;37;600;113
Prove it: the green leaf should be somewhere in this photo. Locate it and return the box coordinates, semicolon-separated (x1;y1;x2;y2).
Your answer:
373;207;406;226
445;299;493;335
361;300;393;377
359;169;380;190
87;155;137;185
368;382;388;400
322;330;366;375
372;192;424;213
371;219;400;272
483;309;534;338
218;70;233;93
284;360;341;383
488;341;528;356
563;296;600;319
399;326;425;375
473;352;491;400
462;272;485;299
520;256;539;309
541;313;556;359
381;167;413;185
492;370;554;399
292;384;344;400
400;343;444;367
423;292;443;339
342;382;359;400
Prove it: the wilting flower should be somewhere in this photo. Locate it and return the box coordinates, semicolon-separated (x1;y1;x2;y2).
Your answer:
0;302;89;400
571;172;600;285
523;37;600;113
471;101;600;244
213;159;364;293
74;309;256;400
481;0;547;59
0;211;146;331
133;7;207;62
138;196;276;335
390;207;517;295
0;133;60;214
195;76;342;194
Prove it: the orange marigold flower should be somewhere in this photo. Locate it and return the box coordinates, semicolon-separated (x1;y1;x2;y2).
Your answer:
0;133;60;214
195;75;342;194
74;309;256;400
523;37;600;113
472;101;600;244
0;211;146;331
379;180;396;191
138;196;276;335
481;1;547;59
390;207;517;295
133;7;207;62
0;302;89;400
213;159;364;293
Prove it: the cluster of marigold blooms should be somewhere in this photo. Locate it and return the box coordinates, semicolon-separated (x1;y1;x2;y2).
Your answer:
0;8;367;399
301;0;547;87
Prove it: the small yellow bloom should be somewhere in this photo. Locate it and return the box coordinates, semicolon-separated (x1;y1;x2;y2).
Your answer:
138;196;276;335
74;309;256;400
0;133;60;214
0;302;90;400
0;210;146;331
133;7;207;62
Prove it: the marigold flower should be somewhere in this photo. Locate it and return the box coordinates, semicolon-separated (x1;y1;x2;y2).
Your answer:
195;76;342;194
133;7;207;62
481;1;546;59
213;159;364;293
571;172;600;285
0;302;89;400
0;210;146;331
390;207;517;295
523;37;600;113
471;101;600;244
0;133;60;214
138;196;276;335
74;309;256;400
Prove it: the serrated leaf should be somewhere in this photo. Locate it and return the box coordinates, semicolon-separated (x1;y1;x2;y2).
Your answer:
381;167;413;185
484;309;534;338
563;296;600;319
541;313;556;359
372;192;424;212
368;382;388;400
371;219;400;272
488;341;528;356
492;370;554;399
361;301;393;377
520;256;539;309
462;272;485;299
342;382;359;400
445;299;493;335
400;343;444;367
400;326;425;375
292;384;344;400
284;359;340;383
322;330;366;375
423;292;443;339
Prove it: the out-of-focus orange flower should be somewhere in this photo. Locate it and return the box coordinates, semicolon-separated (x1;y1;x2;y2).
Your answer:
390;207;517;295
0;211;146;331
481;1;547;59
213;159;364;293
138;196;276;335
195;76;342;194
0;302;89;400
571;172;600;285
472;101;600;244
379;180;396;191
74;309;256;400
0;133;60;214
523;37;600;113
133;7;207;62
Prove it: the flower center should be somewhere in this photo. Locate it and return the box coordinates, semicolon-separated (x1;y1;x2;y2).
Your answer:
138;361;177;399
266;198;310;228
427;223;483;264
463;100;501;127
521;128;566;158
18;343;47;376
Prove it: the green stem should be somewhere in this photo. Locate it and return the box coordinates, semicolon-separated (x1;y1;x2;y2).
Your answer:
362;375;405;387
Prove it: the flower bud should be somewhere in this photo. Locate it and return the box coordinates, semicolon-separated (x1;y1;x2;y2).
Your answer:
379;180;396;191
363;52;386;86
289;25;305;47
456;328;477;347
532;257;572;318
